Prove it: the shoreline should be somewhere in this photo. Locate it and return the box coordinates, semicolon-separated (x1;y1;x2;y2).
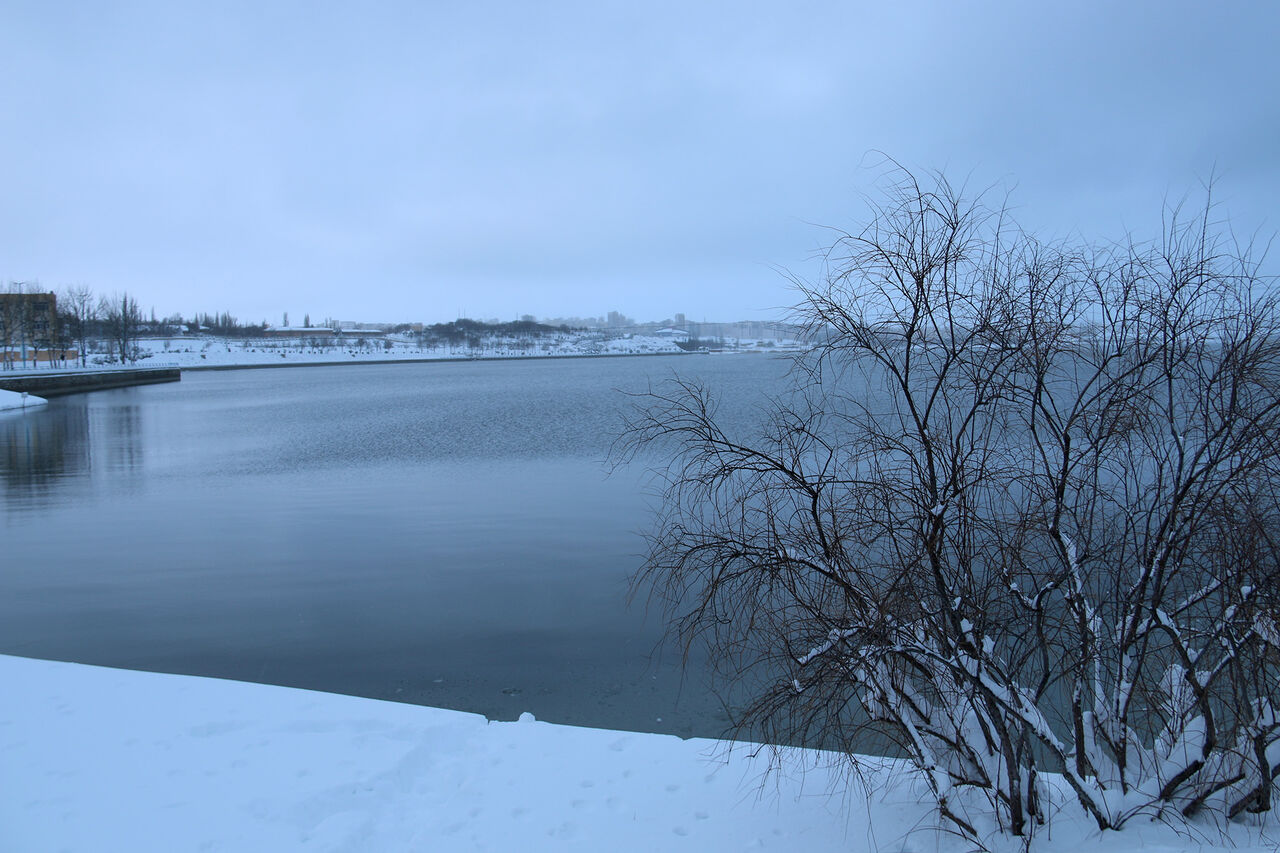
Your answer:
6;653;1268;853
179;348;711;372
3;349;743;395
0;367;181;397
0;388;48;410
0;653;854;852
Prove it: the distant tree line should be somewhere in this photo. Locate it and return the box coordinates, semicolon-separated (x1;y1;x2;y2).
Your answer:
188;312;272;337
417;319;576;349
2;282;287;367
674;336;726;352
2;281;595;368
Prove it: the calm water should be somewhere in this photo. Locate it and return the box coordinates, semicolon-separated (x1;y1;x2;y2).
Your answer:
0;354;789;737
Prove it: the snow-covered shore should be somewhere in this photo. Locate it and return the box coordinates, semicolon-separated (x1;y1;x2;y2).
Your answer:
3;655;1274;852
0;331;802;375
0;656;855;852
0;388;46;410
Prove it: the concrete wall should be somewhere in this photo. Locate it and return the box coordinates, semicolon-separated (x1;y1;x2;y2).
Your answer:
0;368;181;397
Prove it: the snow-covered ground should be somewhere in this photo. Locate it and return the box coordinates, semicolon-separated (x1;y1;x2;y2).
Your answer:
2;655;1274;852
144;334;690;368
0;388;47;410
0;332;804;374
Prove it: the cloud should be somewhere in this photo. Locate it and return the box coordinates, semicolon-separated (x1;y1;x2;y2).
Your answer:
1;0;1275;322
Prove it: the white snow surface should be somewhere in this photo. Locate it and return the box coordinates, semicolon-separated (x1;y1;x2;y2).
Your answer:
0;388;46;410
0;333;807;374
3;655;1275;852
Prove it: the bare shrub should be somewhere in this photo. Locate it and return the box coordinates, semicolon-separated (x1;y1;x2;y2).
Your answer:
620;165;1280;840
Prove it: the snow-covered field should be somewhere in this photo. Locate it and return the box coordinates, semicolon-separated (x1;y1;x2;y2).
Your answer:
142;334;690;369
1;332;803;374
3;655;1274;852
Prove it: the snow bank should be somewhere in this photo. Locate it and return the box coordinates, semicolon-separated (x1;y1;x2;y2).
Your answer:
1;655;1273;852
0;656;859;852
0;388;46;410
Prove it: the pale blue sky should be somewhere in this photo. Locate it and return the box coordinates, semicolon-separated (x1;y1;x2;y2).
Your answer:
2;1;1276;324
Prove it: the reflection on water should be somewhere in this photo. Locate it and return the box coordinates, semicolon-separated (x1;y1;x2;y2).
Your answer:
0;402;91;498
102;402;144;474
1;395;151;509
0;356;787;738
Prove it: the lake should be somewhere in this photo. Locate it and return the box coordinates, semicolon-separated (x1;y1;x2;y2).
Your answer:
0;354;791;738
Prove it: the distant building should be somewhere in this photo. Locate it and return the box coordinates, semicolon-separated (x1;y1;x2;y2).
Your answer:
0;291;58;366
262;325;387;339
265;326;338;339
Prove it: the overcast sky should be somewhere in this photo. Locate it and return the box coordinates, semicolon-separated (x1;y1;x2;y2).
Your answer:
2;1;1276;325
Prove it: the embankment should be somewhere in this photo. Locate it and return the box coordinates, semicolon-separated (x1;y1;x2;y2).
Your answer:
0;367;181;397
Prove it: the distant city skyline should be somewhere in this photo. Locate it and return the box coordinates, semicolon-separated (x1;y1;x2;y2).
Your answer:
3;2;1277;324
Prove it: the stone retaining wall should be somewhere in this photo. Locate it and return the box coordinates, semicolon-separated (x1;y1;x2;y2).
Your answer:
0;368;181;397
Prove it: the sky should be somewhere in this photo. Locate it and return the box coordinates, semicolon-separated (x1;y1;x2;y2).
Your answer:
2;1;1277;326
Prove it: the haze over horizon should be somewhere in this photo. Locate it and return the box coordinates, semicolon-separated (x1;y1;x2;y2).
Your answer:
3;1;1277;325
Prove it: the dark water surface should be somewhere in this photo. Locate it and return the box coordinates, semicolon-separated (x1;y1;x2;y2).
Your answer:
0;354;789;737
